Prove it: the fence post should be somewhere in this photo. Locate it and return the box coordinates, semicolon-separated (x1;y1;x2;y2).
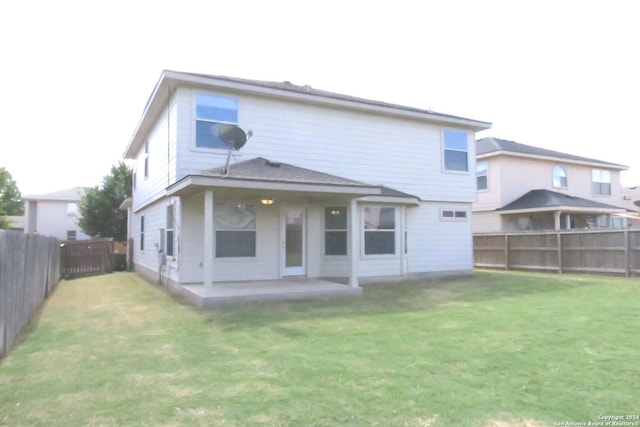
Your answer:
624;229;630;277
557;231;563;274
504;234;510;270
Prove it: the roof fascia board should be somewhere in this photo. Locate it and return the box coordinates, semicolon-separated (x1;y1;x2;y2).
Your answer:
478;151;628;170
357;195;420;205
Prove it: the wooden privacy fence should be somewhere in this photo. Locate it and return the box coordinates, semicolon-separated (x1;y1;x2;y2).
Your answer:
474;229;640;276
60;239;114;279
0;230;60;357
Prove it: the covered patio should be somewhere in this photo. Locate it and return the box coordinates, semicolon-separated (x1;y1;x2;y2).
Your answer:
179;277;362;307
497;189;627;231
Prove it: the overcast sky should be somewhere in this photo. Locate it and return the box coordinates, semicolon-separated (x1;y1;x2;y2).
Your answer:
1;0;639;195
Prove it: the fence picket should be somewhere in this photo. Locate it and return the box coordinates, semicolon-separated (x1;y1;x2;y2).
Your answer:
0;230;60;357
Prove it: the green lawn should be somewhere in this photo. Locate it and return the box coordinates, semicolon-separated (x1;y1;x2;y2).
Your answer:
1;271;639;427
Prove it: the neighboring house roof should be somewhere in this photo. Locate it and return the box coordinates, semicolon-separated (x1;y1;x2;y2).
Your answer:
23;187;87;202
167;157;419;204
125;70;492;158
477;137;628;170
497;189;626;212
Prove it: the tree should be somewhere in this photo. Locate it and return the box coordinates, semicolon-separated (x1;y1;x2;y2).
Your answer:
78;162;132;241
0;167;23;229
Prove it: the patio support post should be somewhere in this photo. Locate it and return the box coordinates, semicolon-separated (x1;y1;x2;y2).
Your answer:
554;211;561;230
203;190;214;296
348;197;360;288
565;213;571;230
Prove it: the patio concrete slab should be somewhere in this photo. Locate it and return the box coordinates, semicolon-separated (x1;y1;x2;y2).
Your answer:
179;277;362;307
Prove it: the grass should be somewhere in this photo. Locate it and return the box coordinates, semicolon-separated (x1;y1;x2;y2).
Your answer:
1;271;639;426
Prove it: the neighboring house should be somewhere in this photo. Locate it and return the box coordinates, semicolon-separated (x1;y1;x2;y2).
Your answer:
23;187;91;240
473;137;628;233
621;186;640;228
7;215;24;231
122;70;491;298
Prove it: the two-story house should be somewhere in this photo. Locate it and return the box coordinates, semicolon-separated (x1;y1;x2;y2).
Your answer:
621;186;640;228
473;137;628;233
24;187;91;241
122;70;491;303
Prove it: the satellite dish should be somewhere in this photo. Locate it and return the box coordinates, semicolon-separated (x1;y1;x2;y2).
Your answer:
218;124;248;150
218;124;252;176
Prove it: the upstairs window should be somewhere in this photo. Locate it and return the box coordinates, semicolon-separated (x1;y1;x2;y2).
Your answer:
443;129;468;172
215;203;256;257
66;203;78;218
195;93;238;149
364;207;395;255
553;165;568;188
143;141;149;178
67;230;76;240
476;161;488;190
592;169;611;195
325;207;347;255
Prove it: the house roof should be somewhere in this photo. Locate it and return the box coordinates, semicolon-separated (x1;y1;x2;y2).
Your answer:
167;157;382;198
23;187;87;202
124;70;492;158
197;157;375;187
176;71;491;126
497;189;625;213
477;137;628;170
166;157;419;204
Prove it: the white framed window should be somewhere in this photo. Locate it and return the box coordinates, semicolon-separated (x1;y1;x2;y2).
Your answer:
592;169;611;195
66;202;78;218
215;203;256;257
143;141;149;179
195;93;238;149
443;129;468;172
66;230;76;240
441;209;468;221
363;206;395;255
140;216;145;250
324;206;347;255
166;205;174;257
477;160;488;190
553;165;568;188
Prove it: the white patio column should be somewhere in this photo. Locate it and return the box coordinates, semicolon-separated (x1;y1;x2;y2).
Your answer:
554;211;561;230
565;213;571;230
348;197;360;288
203;190;214;296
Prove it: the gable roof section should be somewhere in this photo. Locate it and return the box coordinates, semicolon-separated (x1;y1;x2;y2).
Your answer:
477;137;627;170
166;157;420;204
23;187;87;202
167;157;381;197
124;70;492;158
198;157;374;187
497;189;625;213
